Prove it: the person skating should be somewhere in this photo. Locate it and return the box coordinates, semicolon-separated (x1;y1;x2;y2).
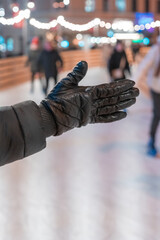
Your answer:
26;37;43;93
108;40;131;82
39;40;63;95
136;36;160;157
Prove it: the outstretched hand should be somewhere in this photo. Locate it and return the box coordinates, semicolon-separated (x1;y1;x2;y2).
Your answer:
41;61;139;136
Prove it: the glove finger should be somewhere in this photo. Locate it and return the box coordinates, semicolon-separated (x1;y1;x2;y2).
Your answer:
89;79;135;100
62;61;88;86
119;87;139;101
92;111;127;123
97;98;136;115
95;88;139;108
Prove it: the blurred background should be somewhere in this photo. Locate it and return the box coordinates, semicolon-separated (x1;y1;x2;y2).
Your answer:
1;0;160;240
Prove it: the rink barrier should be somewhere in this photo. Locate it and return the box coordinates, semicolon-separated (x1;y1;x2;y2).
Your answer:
0;56;31;90
0;47;149;90
0;49;105;90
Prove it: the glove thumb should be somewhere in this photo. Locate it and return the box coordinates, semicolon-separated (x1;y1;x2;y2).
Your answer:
46;61;88;99
64;61;88;86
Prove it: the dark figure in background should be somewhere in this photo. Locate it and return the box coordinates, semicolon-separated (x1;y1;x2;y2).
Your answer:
39;41;63;95
26;37;42;93
132;44;140;62
0;61;139;166
108;40;131;81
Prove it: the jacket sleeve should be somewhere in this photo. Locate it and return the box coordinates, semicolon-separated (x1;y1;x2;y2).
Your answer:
0;101;46;166
134;45;157;83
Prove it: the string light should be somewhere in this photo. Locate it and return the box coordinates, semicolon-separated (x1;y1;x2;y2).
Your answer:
30;16;101;32
30;18;57;29
0;8;160;33
90;36;117;44
29;16;160;32
0;9;30;25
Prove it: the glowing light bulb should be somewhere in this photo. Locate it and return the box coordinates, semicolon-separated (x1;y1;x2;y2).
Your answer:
93;18;100;25
27;2;35;9
105;22;111;29
57;15;64;23
12;6;19;13
63;0;70;5
0;8;5;17
100;21;105;28
76;34;83;40
145;23;150;30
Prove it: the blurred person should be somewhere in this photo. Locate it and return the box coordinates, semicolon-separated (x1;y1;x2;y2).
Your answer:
26;37;43;93
102;44;113;76
0;61;139;166
132;43;140;62
108;40;131;82
136;36;160;157
39;40;63;95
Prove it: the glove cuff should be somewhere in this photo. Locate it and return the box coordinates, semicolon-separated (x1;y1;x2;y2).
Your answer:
39;103;57;137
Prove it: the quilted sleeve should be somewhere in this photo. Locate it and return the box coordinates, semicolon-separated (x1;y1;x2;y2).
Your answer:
0;101;46;166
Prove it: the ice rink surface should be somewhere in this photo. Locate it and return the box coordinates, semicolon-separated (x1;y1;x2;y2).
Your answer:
0;67;160;240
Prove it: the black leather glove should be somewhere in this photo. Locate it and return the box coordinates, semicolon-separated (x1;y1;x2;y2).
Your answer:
39;61;139;137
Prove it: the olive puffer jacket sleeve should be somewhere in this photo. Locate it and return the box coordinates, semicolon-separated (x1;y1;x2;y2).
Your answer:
0;101;46;166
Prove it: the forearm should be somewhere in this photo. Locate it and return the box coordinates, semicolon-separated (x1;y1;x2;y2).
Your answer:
0;61;139;166
0;101;46;166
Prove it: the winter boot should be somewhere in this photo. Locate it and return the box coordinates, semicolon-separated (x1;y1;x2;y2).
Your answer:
147;138;157;157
